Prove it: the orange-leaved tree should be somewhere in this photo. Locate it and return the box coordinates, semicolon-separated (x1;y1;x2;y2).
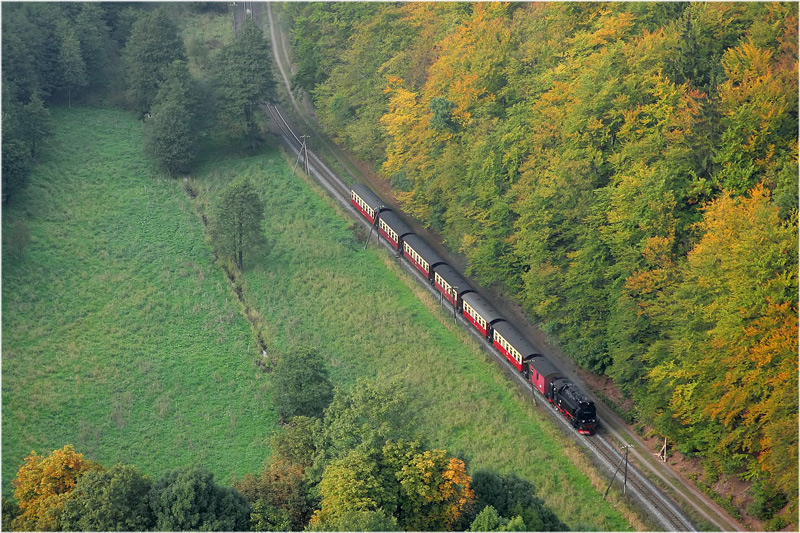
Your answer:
647;183;798;510
396;449;475;531
11;445;100;531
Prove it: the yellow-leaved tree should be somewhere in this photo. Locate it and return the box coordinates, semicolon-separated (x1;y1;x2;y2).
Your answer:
647;183;798;513
396;449;475;531
12;445;100;531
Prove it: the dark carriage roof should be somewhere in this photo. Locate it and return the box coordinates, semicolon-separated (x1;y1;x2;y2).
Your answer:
527;355;561;379
351;183;385;212
403;234;445;267
493;321;538;358
432;264;473;294
378;210;414;238
461;292;505;324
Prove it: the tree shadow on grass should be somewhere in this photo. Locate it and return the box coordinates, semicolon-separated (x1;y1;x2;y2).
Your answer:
459;469;570;531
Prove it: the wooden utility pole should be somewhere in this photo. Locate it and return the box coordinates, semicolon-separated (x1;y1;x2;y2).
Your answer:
622;444;632;494
604;444;634;499
293;135;309;175
364;207;383;249
659;437;667;462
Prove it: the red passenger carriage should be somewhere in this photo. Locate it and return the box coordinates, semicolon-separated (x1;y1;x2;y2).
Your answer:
377;210;414;251
461;292;505;338
492;321;538;372
432;264;473;310
403;234;445;281
350;183;385;223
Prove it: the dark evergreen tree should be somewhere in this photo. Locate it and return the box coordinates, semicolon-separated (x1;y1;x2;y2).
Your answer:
22;92;53;160
1;89;32;204
148;466;250;531
59;464;155;531
211;19;276;148
212;175;266;270
56;22;88;108
1;6;42;102
144;60;198;176
122;8;185;114
272;345;334;422
73;3;112;92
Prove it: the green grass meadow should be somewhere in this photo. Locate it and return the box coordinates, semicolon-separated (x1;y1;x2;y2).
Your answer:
3;107;634;530
2;107;276;494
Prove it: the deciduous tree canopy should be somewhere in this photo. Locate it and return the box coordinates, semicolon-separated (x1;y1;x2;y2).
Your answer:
59;463;154;531
149;465;250;531
287;1;799;520
11;445;99;531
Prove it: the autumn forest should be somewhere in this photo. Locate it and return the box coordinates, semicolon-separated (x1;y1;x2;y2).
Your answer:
284;1;799;522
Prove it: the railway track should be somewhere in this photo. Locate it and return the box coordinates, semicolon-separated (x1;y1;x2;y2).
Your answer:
264;103;351;203
587;433;696;531
263;100;697;532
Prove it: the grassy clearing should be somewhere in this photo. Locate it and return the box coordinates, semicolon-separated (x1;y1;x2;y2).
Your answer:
2;107;276;495
188;146;636;531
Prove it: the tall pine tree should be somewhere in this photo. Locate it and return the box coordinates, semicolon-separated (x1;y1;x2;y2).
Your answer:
212;19;276;148
144;60;198;176
122;8;185;114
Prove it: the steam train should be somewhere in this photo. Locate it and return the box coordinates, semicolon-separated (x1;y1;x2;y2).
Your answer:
351;184;598;435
